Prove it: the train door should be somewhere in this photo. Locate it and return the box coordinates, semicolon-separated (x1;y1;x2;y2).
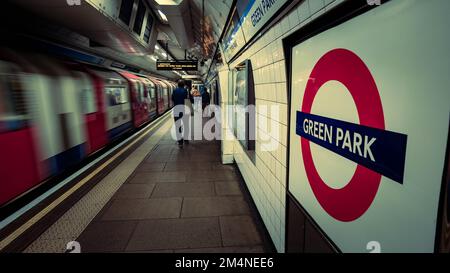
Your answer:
89;69;133;141
136;80;147;126
0;50;61;181
168;82;177;108
161;81;170;111
0;60;41;206
89;69;132;140
39;57;88;173
141;76;157;119
72;69;108;154
118;71;148;128
163;81;174;108
166;83;172;108
8;54;88;178
154;81;165;114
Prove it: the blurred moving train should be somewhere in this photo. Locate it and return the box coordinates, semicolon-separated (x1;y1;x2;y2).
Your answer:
0;48;176;207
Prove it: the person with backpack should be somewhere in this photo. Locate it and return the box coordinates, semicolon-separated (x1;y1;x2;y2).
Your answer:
172;80;189;147
202;88;211;111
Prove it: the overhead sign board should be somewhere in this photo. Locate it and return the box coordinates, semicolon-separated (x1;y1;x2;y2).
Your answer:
288;0;450;252
156;61;198;71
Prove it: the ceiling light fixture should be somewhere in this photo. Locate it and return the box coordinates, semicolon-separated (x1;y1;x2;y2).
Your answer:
157;10;169;22
155;0;182;5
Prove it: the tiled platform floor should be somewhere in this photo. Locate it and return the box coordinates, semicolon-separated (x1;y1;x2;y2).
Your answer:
77;120;270;253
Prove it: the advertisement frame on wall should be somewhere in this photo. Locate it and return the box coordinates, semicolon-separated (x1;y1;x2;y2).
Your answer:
283;0;450;253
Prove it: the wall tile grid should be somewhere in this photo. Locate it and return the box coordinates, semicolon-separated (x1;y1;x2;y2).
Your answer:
226;0;346;252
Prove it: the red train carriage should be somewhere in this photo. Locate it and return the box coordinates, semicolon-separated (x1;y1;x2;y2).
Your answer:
162;80;176;109
0;59;42;205
0;48;174;208
117;71;150;128
148;76;170;114
89;68;132;141
64;63;108;155
137;75;158;120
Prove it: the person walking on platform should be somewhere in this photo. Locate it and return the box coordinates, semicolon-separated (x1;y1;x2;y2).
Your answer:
172;80;189;147
202;88;211;111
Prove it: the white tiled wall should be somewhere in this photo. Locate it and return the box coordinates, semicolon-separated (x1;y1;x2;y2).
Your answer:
220;0;346;252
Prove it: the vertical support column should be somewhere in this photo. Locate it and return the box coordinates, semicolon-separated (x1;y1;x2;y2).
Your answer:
218;68;234;164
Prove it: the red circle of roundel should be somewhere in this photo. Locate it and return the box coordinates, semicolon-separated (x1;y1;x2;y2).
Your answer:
301;48;385;222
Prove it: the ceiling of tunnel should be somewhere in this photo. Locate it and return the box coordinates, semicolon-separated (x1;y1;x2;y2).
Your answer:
149;0;233;74
3;0;233;80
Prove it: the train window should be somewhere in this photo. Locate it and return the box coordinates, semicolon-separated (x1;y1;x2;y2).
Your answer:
233;60;255;153
142;84;147;101
135;82;145;103
76;72;97;114
149;85;156;99
0;78;14;117
119;0;134;26
80;86;97;114
143;13;153;43
133;0;146;35
105;86;128;106
158;85;163;98
0;65;29;132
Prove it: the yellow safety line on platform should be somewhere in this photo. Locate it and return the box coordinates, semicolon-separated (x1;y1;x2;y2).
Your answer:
0;112;172;251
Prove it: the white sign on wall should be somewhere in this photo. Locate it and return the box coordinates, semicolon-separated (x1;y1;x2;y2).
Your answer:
288;0;450;253
240;0;288;41
222;0;289;62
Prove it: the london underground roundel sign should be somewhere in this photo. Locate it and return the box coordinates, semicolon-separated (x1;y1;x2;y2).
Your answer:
296;49;407;222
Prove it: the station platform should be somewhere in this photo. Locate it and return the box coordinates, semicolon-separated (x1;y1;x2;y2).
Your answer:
14;115;272;253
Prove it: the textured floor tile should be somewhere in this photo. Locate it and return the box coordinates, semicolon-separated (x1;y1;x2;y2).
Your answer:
125;250;175;253
188;154;221;162
135;163;166;173
144;155;173;163
215;182;242;196
151;183;215;198
220;216;262;247
164;162;212;172
153;145;176;153
101;198;182;220
211;163;239;172
181;197;250;218
127;173;158;184
77;221;138;252
113;184;155;199
154;171;187;182
169;147;191;155
174;246;265;253
126;218;222;251
188;170;239;182
23;239;70;253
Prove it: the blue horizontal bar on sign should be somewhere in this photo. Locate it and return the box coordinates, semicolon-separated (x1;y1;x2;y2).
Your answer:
296;111;408;184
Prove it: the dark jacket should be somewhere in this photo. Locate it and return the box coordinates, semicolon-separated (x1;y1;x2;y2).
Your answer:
202;91;211;104
172;87;188;106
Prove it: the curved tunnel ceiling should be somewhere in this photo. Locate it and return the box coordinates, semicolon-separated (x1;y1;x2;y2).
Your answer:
5;0;233;79
151;0;232;65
